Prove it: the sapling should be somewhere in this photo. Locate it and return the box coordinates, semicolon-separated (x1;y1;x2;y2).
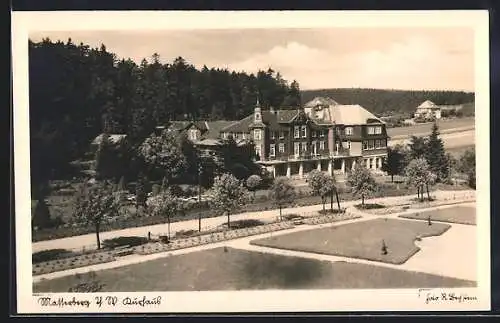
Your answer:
381;239;388;255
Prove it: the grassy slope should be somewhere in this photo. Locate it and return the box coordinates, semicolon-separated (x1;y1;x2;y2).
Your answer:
33;247;474;292
251;218;451;264
387;118;475;138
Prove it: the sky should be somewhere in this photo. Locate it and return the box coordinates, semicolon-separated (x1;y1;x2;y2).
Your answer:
30;27;475;92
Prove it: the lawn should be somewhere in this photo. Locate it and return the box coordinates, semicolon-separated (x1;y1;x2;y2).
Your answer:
33;247;474;292
399;206;476;225
250;218;451;265
446;145;475;158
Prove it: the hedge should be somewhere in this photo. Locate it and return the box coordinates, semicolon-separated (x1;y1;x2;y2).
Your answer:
32;248;75;264
101;236;149;249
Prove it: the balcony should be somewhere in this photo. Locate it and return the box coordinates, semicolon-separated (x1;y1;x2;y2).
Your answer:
266;152;331;162
330;150;350;157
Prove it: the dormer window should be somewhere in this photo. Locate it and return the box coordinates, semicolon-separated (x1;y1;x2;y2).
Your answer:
189;129;198;141
255;112;261;122
345;127;353;135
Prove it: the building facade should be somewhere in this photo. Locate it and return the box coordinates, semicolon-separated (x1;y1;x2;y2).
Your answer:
220;97;389;179
414;100;442;120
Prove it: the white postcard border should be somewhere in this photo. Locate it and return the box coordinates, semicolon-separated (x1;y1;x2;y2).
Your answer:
12;10;491;313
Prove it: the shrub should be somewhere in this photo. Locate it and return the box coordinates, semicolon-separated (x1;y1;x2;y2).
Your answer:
151;184;161;196
32;199;53;230
355;203;385;210
169;184;184;197
159;235;171;243
32;249;74;264
175;229;197;238
101;236;148;249
282;214;304;221
318;209;345;215
224;219;265;229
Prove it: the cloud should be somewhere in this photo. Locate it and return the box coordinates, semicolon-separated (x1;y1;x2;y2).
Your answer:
31;29;474;91
227;36;473;91
353;36;474;90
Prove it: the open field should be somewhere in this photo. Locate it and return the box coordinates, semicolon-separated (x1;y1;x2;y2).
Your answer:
387;117;474;138
251;218;451;264
33;246;474;292
400;205;476;225
389;129;474;150
446;145;475;158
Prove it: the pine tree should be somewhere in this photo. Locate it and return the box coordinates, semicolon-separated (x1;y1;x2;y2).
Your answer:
425;122;449;182
94;133;116;180
135;174;147;210
32;198;52;230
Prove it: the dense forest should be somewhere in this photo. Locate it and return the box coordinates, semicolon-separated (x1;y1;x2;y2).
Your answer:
301;88;475;117
29;38;301;190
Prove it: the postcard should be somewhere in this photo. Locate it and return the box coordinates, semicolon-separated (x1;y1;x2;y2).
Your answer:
12;10;490;313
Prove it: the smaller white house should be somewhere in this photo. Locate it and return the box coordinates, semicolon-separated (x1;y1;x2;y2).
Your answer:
414;100;441;120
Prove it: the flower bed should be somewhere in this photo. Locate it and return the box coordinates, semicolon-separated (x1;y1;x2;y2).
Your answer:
134;222;296;256
32;252;116;276
302;211;361;225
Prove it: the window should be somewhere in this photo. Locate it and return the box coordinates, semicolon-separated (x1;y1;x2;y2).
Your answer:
367;126;375;135
294;142;300;156
301;126;307;138
363;141;368;150
278;143;285;153
255;144;261;157
368;140;374;150
301;142;308;152
312;130;317;138
270;131;276;139
319;141;325;150
369;158;373;169
221;132;227;139
189;129;198;140
255;112;261;122
279;131;284;139
269;144;276;157
294;126;300;138
254;129;262;140
375;126;382;134
320;130;325;137
242;133;247;140
345;127;353;135
346;141;351;149
312;141;317;155
335;142;340;152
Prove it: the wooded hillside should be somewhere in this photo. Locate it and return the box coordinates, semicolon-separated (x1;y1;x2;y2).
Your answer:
301;88;475;117
29;38;301;187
